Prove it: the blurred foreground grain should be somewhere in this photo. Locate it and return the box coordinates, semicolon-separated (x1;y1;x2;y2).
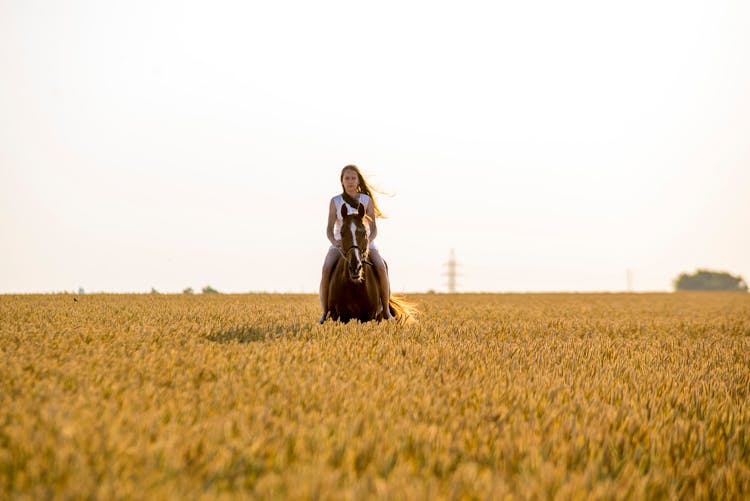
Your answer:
1;293;749;499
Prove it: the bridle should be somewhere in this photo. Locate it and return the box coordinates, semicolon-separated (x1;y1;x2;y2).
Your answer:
338;243;374;269
338;213;374;273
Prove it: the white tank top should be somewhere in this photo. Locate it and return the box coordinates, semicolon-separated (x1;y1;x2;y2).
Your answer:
333;193;371;241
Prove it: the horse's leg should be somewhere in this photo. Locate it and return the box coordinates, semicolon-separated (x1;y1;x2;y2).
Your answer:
319;250;340;323
318;279;328;324
369;249;393;320
358;266;382;322
328;255;354;324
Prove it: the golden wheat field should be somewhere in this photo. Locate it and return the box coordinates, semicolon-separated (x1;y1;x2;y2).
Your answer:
1;292;749;499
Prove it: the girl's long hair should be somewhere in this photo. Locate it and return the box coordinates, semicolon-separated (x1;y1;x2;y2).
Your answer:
340;164;386;218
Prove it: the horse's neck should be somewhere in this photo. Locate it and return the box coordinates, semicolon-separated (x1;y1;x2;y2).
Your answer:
336;254;349;279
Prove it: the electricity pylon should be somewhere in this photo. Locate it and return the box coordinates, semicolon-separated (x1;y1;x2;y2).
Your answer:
443;248;460;293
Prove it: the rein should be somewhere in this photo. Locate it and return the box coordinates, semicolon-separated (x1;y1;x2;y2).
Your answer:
338;244;374;268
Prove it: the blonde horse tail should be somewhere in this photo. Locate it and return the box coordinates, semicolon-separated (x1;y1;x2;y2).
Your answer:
389;295;418;324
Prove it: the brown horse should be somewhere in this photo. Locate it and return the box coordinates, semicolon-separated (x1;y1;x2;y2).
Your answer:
324;203;415;324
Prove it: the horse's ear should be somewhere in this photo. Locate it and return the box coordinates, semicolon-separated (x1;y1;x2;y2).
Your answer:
357;203;365;219
340;204;348;219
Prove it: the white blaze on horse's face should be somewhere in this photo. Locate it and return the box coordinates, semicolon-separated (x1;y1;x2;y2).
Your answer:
346;219;364;281
350;221;360;262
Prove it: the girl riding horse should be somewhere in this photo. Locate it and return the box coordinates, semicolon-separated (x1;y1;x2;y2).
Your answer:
319;165;393;323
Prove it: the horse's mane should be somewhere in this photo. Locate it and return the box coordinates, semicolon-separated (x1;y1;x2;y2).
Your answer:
342;212;373;225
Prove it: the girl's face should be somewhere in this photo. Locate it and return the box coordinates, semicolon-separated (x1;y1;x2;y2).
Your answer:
341;170;360;193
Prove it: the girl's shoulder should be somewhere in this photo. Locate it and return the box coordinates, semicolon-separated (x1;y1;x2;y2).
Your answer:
358;193;371;208
332;193;369;205
331;193;369;212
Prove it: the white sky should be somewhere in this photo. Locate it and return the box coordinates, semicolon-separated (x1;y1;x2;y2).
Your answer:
1;0;749;293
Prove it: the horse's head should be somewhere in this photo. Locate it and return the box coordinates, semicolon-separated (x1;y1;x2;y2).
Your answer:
340;202;369;282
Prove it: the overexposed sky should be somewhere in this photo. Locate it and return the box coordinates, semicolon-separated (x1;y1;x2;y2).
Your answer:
1;0;749;293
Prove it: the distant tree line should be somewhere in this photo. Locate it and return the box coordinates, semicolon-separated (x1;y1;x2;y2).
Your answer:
181;285;220;294
673;270;747;292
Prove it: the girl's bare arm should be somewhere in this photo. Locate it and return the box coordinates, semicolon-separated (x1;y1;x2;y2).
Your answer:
326;199;339;247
